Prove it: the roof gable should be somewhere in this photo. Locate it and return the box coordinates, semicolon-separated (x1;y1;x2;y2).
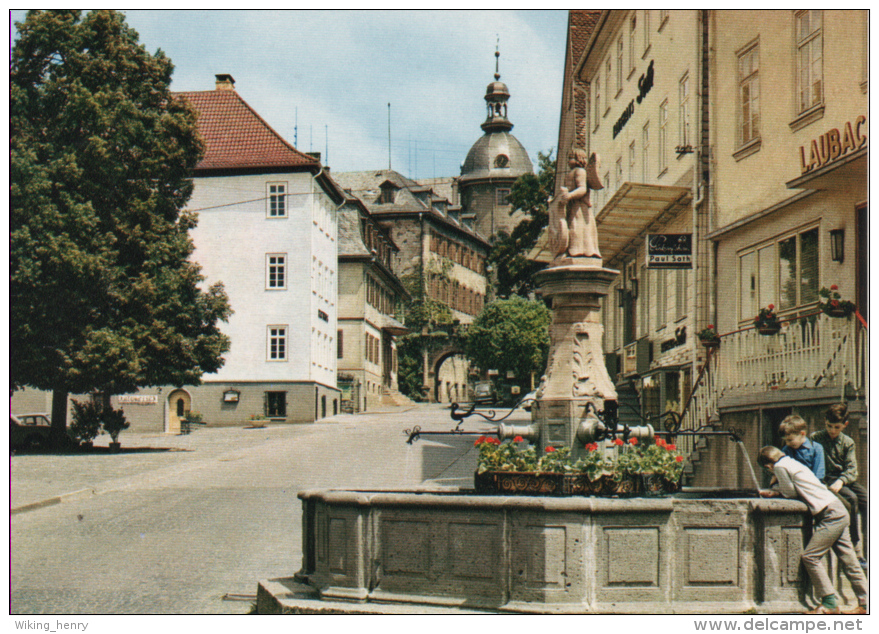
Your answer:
176;90;318;174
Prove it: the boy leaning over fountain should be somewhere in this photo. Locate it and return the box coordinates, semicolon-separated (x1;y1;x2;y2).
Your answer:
758;446;868;615
811;402;868;572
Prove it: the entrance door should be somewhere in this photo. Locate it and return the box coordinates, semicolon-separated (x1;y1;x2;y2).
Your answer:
168;389;191;434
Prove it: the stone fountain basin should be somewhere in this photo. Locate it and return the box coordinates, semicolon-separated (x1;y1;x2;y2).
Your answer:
259;487;812;614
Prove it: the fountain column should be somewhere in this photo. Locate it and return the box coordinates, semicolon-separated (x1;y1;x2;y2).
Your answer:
525;258;619;460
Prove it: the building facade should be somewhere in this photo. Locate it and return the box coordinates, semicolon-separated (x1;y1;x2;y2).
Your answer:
337;192;410;413
553;10;868;488
333;170;491;402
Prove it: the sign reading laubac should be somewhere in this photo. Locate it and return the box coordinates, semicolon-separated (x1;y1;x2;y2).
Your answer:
646;234;693;269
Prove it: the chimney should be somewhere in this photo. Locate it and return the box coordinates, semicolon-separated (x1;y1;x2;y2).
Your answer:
215;74;236;91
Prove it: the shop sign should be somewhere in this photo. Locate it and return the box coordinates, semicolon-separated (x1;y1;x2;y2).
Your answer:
613;60;654;139
799;116;867;174
118;394;158;405
646;234;692;269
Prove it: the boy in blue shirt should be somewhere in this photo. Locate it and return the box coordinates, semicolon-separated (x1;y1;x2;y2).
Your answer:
779;415;825;479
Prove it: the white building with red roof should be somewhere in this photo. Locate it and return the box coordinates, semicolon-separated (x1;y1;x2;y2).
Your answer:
159;74;346;428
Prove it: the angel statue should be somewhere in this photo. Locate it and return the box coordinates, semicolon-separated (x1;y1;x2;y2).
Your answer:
549;149;604;261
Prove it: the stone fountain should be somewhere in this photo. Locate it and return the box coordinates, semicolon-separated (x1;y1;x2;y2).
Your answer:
257;152;812;614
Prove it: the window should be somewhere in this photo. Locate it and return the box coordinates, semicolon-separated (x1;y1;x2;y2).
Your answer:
643;10;651;53
268;326;287;361
496;188;511;206
675;269;687;320
379;182;397;204
628;140;636;181
796;10;823;113
605;58;611;112
268;183;287;217
738;42;760;146
266;392;286;418
659;99;669;174
639;264;649;335
615;157;623;193
266;254;286;289
679;73;691;148
738;226;819;321
629;14;637;74
655;268;668;328
337;329;344;358
617;36;624;94
593;72;601;128
641;121;650;182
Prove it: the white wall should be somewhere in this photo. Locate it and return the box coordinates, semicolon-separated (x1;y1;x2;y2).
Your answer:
188;172;337;386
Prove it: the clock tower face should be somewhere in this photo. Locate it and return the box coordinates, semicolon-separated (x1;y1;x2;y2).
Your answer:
494;154;509;168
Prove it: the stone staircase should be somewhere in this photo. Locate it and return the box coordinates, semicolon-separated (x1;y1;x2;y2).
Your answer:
381;387;415;408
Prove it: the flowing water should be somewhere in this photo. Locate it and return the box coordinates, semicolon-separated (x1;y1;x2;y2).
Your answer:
736;440;763;493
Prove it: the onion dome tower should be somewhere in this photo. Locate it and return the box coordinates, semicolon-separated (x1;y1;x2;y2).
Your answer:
459;43;533;241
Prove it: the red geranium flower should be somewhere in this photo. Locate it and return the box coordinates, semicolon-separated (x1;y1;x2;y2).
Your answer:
655;437;666;447
491;437;501;445
707;324;714;330
676;455;684;462
545;446;556;453
629;437;639;445
667;444;676;451
831;285;838;290
513;435;524;443
613;438;624;446
831;300;840;307
768;304;775;311
474;436;485;446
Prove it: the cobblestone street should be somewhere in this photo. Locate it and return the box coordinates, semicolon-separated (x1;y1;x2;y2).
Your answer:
11;403;508;614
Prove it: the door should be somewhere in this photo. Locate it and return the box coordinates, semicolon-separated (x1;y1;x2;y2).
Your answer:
168;389;191;434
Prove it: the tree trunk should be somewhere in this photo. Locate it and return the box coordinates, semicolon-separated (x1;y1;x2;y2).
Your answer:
50;389;69;448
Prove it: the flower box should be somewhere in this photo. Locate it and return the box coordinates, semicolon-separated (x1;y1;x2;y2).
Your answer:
474;471;649;497
757;325;781;335
701;340;720;349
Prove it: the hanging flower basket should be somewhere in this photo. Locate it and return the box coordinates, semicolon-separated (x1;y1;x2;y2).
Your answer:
754;304;781;335
818;286;855;318
697;324;721;348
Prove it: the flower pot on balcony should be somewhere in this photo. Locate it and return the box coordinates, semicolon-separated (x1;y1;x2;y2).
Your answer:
825;307;850;318
109;441;121;453
757;325;781;335
700;339;720;349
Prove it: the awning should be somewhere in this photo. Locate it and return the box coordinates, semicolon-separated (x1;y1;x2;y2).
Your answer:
528;182;692;269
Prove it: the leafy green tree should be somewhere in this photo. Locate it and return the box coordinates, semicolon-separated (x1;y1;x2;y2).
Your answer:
10;10;231;443
464;296;551;385
489;150;557;298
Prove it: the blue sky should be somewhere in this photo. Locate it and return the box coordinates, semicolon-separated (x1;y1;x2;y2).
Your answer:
10;9;569;179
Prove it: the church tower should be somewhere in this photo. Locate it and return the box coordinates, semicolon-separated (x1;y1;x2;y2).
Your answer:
458;44;534;242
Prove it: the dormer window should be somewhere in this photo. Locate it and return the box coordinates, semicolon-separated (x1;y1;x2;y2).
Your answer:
379;181;399;204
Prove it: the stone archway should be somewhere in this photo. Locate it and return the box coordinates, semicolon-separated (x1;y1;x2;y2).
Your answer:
430;346;471;404
167;389;191;434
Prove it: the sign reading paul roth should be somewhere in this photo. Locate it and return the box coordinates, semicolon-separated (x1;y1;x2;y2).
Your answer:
646;234;693;269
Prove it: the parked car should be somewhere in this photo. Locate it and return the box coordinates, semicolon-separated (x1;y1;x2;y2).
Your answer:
473;381;497;406
10;413;53;450
9;413;76;451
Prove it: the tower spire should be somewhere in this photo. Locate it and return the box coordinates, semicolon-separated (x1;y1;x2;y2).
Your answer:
482;36;512;133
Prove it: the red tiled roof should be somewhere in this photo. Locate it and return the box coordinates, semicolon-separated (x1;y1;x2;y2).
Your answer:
569;10;601;73
175;90;318;173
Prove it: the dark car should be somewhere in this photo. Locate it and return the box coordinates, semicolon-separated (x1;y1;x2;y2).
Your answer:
473;381;497;405
10;413;53;450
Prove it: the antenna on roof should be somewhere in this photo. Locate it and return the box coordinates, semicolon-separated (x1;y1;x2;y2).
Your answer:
325;125;328;166
387;103;392;170
294;107;298;148
495;35;501;80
